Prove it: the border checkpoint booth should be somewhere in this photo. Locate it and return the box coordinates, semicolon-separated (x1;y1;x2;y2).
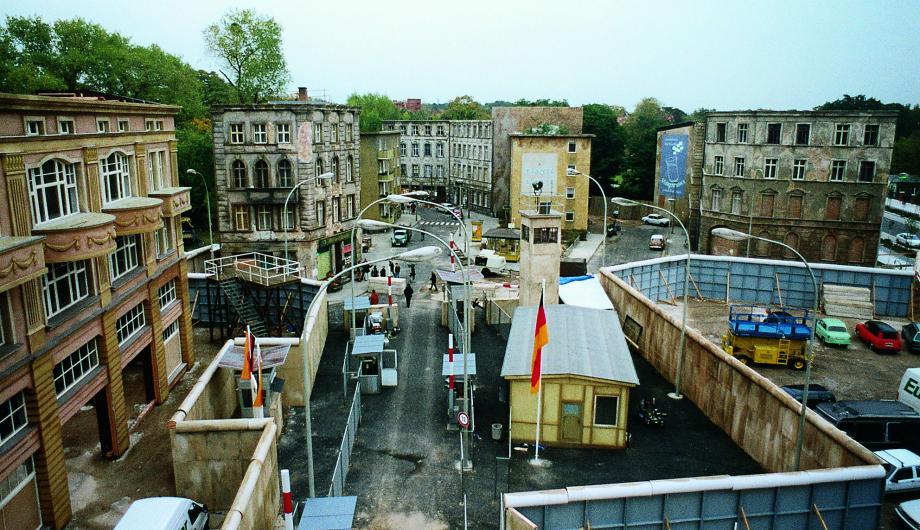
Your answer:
342;334;398;396
443;352;476;429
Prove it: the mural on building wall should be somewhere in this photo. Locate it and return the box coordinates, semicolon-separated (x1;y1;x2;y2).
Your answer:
660;134;688;198
521;153;558;196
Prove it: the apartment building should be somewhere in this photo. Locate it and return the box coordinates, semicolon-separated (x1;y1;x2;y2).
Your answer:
695;111;897;265
212;92;361;279
383;120;450;201
449;120;492;213
0;92;194;528
359;131;402;223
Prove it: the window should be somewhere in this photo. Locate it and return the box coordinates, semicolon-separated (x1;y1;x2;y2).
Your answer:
400;163;406;176
792;159;806;180
534;227;558;244
162;319;179;343
783;233;800;258
42;261;89;319
53;339;99;397
315;158;325;183
276;123;291;144
255;160;269;188
594;395;619;426
437;124;445;136
252;123;267;144
848;237;865;263
96;119;110;133
412;143;419;156
230;123;244;144
346;156;354;182
764;158;777;179
0;392;27;446
147;150;167;191
731;191;743;214
755;232;771;256
25;118;45;136
795;123;811;145
144;119;164;131
854;197;870;222
58;118;74;135
331;157;339;183
109;235;140;282
100;152;133;204
760;193;775;217
565;211;575;222
256;205;272;230
436;166;444;179
315;201;325;226
232;160;247;188
277;159;292;187
825;196;842;220
28;159;80;225
713;155;724;175
737;123;748;143
436;143;444;157
345;123;353;142
233;205;250;231
282;207;295;230
116;303;146;345
412;164;420;177
567;164;577;175
158;279;177;310
117;119;129;132
412;125;419;135
734;157;745;177
766;123;782;144
788;195;803;218
155;218;174;256
858;161;876;183
347;195;356;218
830;160;846;182
565;187;575;199
400;143;407;156
711;189;722;211
333;197;341;222
399;125;406;134
330;123;338;143
864;124;880;146
313;122;322;143
834;124;850;146
568;141;577;153
821;235;837;261
424;165;432;178
715;123;726;142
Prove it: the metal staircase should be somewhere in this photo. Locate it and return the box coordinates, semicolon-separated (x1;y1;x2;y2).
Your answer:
219;277;268;336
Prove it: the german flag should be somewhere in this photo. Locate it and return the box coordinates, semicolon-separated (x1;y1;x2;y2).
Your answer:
530;291;549;394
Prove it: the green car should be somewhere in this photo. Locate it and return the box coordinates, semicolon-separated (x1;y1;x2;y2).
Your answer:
815;318;851;346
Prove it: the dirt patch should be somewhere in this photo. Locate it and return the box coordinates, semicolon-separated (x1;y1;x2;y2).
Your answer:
362;511;449;530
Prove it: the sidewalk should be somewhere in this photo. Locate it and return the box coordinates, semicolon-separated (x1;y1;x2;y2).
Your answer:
565;232;605;263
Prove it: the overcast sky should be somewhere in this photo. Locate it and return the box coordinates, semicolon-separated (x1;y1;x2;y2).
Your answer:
5;0;920;111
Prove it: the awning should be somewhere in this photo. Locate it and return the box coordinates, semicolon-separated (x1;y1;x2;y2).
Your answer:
436;269;485;284
558;275;613;310
218;344;291;370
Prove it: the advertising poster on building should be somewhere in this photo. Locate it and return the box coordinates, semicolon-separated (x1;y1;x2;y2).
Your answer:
521;153;558;196
660;134;688;198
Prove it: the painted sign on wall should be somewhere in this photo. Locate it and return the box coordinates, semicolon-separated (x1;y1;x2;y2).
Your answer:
521;153;558;196
660;134;688;198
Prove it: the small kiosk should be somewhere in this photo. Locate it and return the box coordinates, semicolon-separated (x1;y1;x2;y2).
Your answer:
343;335;398;395
482;227;521;262
442;352;476;429
343;296;371;340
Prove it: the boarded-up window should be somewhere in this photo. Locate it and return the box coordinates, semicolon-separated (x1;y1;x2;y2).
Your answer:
755;232;771;256
783;232;800;258
849;237;865;263
822;236;837;261
760;194;775;217
825;196;841;220
854;197;870;221
788;195;803;218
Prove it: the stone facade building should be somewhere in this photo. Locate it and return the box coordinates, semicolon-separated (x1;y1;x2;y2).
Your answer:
696;110;897;265
359;131;402;223
212;95;361;279
0;92;195;528
449;120;493;213
383;120;450;201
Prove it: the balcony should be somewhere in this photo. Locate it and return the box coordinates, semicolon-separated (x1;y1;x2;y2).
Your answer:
102;197;164;235
377;148;396;160
242;187;296;205
0;236;46;292
32;212;116;263
149;186;192;217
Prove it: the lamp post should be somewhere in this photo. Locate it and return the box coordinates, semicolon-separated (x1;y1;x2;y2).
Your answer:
387;193;470;262
185;169;215;258
568;169;607;269
712;227;818;471
302;245;443;497
283;172;334;265
613;197;690;400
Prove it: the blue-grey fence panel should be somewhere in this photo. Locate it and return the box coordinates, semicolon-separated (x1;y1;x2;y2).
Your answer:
585;498;625;527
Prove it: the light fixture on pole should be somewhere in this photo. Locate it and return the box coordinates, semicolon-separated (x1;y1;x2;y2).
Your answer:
568;169;607;269
185;169;215;259
711;227;818;471
283;172;334;266
613;197;690;400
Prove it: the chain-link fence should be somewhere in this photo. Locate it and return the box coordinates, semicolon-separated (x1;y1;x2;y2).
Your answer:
328;382;362;497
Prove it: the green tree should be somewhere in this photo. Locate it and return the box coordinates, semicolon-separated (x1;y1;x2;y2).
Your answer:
204;9;289;104
512;98;570;107
177;118;217;239
621;98;669;199
687;107;715;122
439;95;490;120
582;104;624;189
346;93;403;132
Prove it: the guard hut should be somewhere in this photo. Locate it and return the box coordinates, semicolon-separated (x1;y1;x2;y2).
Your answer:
216;340;290;419
501;305;639;449
343;295;371;340
482;226;521;262
442;352;476;428
343;335;398;395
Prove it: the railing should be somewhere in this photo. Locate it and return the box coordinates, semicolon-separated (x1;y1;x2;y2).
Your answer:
204;252;301;285
328;382;362;497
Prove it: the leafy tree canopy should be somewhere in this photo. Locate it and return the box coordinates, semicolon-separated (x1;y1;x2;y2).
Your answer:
438;95;490;120
512;98;569;107
346;93;405;132
583;103;624;190
620;98;671;199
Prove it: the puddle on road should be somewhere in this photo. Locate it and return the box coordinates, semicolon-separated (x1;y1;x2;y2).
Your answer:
363;511;448;530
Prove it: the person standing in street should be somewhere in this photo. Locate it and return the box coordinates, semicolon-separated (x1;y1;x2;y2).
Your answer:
369;289;379;305
404;283;414;308
394;263;401;278
409;264;416;281
388;260;395;275
429;271;438;291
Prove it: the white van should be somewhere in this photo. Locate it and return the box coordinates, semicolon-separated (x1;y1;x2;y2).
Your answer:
900;368;920;413
115;497;209;530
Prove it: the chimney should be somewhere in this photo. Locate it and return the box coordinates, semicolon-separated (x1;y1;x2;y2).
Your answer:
298;87;308;102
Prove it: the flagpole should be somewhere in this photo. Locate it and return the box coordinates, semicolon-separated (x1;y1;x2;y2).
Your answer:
534;279;545;463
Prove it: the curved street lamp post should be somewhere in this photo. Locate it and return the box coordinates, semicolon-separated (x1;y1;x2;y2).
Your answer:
185;169;215;258
568;169;607;269
282;172;335;265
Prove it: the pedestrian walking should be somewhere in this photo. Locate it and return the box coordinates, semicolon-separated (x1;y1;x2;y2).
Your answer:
369;289;380;305
404;283;414;308
429;271;438;291
371;265;379;277
361;258;369;276
388;260;395;275
394;263;401;278
409;264;416;281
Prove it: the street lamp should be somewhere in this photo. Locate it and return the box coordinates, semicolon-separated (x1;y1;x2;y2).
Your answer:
568;169;607;269
302;245;443;497
613;197;690;400
387;192;470;261
185;169;215;258
283;172;334;266
712;227;818;471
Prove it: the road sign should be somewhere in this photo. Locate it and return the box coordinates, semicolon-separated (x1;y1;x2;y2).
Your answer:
456;411;470;429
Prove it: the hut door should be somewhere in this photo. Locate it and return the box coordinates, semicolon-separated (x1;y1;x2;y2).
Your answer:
561;402;582;442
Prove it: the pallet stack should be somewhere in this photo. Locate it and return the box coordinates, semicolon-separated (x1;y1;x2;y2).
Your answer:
822;284;874;320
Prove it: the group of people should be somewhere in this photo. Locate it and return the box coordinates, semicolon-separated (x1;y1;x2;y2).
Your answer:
363;267;440;310
361;259;417;280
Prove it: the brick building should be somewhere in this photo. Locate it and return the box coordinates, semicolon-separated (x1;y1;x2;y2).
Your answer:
212;92;361;279
359;131;402;223
0;92;195;528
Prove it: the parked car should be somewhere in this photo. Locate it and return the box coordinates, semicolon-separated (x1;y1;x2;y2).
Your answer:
641;213;670;226
780;384;836;406
649;234;666;250
440;202;463;219
904;323;920;353
815;318;851;346
390;228;411;247
856;320;903;353
815;400;920;449
876;449;920;494
897;233;920;248
897;498;920;529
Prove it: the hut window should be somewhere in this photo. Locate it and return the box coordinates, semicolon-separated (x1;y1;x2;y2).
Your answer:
594;396;619;426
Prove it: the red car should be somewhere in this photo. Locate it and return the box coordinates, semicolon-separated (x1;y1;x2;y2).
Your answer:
855;320;902;353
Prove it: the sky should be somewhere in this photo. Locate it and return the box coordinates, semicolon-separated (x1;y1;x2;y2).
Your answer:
2;0;920;111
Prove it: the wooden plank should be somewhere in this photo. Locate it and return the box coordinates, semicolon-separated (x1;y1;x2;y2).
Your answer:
739;506;751;530
659;270;675;301
689;272;704;300
774;272;784;307
812;503;829;530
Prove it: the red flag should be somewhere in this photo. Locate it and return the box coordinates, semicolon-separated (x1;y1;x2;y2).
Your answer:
530;291;549;394
241;326;253;381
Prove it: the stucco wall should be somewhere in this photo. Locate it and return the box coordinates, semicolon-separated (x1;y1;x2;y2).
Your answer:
276;291;328;406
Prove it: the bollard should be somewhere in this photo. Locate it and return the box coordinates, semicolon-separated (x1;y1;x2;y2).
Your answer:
281;469;294;530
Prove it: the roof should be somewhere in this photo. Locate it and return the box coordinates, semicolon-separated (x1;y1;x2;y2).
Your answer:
298;496;357;530
501;305;638;385
218;344;291;370
656;121;695;132
442;353;476;377
558;276;614;311
0;92;181;113
351;335;386;355
115;497;190;529
875;449;920;468
510;133;595;138
482;227;521;240
705;109;899;119
817;400;920;421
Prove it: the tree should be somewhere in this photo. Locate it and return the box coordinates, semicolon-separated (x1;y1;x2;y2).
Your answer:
620;98;670;199
346;93;404;132
512;98;569;107
204;9;289;104
438;95;490;120
582;104;624;191
687;107;715;122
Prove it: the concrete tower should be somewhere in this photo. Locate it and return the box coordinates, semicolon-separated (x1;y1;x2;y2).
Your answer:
519;208;562;306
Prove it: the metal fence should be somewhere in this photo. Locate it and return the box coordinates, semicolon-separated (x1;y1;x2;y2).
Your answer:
485;298;515;341
328;383;362;497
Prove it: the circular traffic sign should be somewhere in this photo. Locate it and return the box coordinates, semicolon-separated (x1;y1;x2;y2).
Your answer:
456;411;470;429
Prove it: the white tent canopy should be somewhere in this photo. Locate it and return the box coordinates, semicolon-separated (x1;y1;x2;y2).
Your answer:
558;275;614;311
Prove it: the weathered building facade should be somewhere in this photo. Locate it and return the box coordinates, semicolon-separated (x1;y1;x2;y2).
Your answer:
449;120;492;213
697;111;897;265
653;122;706;249
0;92;195;528
383;120;449;200
359;131;402;223
213;96;361;279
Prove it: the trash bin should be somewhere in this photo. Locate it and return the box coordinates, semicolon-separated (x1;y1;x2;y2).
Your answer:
491;423;502;441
